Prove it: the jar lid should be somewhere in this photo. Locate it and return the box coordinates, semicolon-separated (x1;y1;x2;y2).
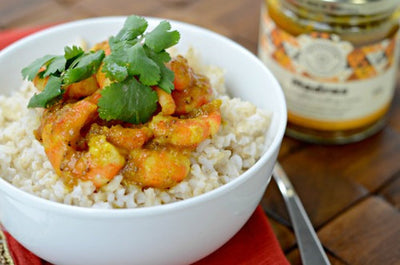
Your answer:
288;0;399;15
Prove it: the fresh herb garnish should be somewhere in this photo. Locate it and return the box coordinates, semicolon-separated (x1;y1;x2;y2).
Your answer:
23;46;105;108
63;50;105;85
98;76;158;124
22;15;180;124
27;76;63;108
98;16;179;122
41;56;65;78
102;16;180;93
22;54;56;81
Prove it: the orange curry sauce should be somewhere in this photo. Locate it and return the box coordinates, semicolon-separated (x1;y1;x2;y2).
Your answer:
33;46;222;189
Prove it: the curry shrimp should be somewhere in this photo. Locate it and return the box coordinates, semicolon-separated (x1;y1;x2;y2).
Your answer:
36;99;126;187
31;43;221;189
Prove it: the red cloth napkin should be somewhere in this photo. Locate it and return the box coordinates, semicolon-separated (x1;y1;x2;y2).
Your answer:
194;207;289;265
0;27;289;265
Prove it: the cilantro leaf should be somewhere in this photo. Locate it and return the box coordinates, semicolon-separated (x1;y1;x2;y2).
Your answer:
102;42;129;81
28;76;63;108
43;56;66;77
64;46;84;68
108;36;138;52
115;15;148;41
63;50;105;85
64;46;84;60
102;17;180;93
145;48;174;93
102;55;128;81
98;77;158;124
21;54;56;81
127;43;160;86
157;64;175;93
24;14;181;123
145;21;180;53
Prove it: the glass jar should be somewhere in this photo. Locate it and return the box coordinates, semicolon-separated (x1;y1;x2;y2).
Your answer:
258;0;400;144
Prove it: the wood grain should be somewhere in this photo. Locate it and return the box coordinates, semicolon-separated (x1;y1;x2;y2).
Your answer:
318;197;400;265
0;0;89;29
286;248;347;265
340;129;400;192
263;148;370;228
379;171;400;210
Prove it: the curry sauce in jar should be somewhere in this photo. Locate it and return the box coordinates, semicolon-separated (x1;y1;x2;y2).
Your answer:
258;0;400;143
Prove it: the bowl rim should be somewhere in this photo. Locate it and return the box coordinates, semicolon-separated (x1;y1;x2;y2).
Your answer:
0;16;287;217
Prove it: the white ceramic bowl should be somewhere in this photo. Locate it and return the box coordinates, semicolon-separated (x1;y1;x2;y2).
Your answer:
0;17;286;265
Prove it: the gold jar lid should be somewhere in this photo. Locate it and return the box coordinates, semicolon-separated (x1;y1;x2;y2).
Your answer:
287;0;399;15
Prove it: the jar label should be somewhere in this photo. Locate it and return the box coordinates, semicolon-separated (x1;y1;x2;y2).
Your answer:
258;10;399;131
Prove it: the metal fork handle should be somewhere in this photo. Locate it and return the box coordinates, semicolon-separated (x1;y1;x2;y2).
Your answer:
273;163;330;265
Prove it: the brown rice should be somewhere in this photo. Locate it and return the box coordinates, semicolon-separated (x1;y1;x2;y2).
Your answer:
0;50;271;208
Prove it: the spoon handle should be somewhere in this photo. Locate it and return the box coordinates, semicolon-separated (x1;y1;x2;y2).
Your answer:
273;163;330;265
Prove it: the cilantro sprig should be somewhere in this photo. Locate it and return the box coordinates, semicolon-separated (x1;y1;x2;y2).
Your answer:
22;46;104;108
99;16;180;123
97;77;158;124
22;15;180;124
101;16;179;89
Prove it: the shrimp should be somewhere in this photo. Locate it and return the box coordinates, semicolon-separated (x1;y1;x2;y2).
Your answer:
88;123;153;151
40;100;98;174
123;147;190;189
172;74;213;115
168;55;194;91
33;73;49;91
95;65;112;89
78;134;125;187
154;86;176;115
149;100;222;147
33;69;99;100
39;99;125;187
63;75;99;99
168;55;213;115
121;100;221;188
33;49;222;190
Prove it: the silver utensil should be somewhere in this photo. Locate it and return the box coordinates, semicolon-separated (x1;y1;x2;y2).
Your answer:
273;163;330;265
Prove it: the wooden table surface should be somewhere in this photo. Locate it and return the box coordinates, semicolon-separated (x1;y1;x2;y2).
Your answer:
1;0;400;264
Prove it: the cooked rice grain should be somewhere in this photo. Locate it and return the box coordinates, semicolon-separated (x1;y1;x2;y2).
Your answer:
0;59;271;209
